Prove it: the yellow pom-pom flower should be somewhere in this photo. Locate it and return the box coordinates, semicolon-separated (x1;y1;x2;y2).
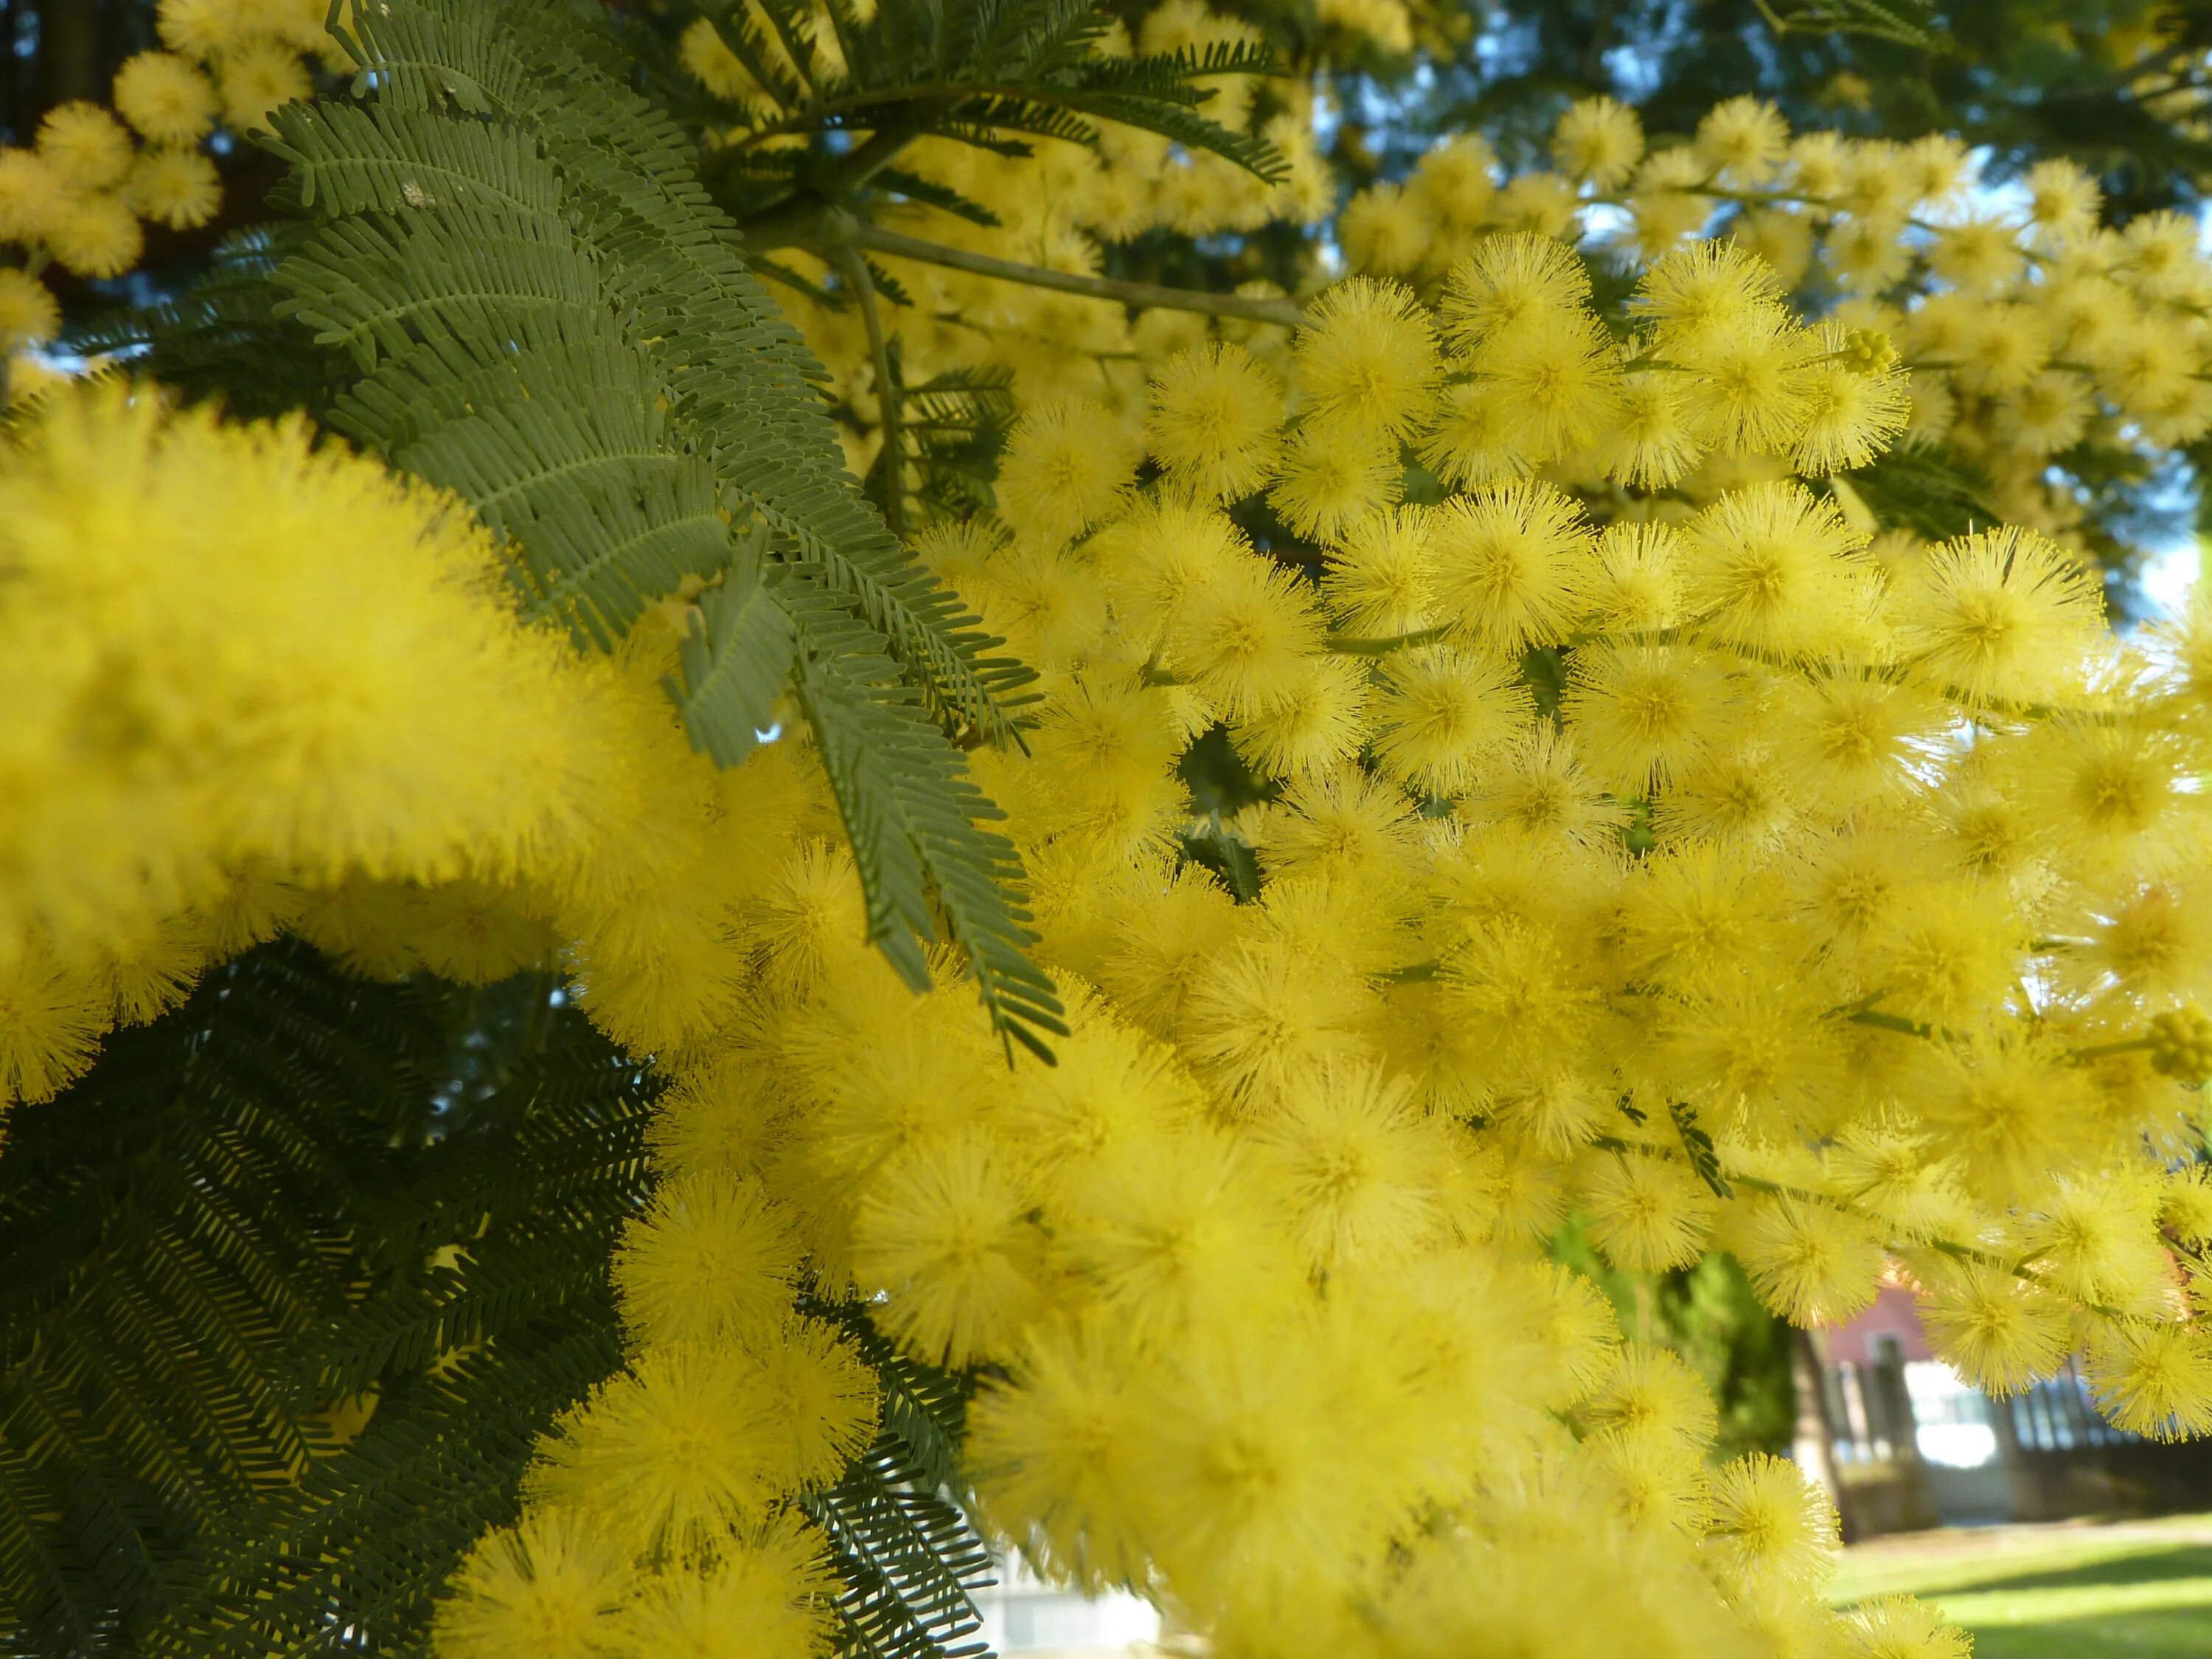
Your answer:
996;399;1138;546
36;102;134;192
0;268;60;351
1552;95;1644;189
1694;96;1790;184
1703;1452;1840;1591
613;1169;801;1351
112;51;220;145
1583;1346;1719;1451
218;41;315;133
1266;428;1403;541
432;1510;639;1659
126;147;223;230
1371;644;1531;796
1293;277;1441;442
1635;240;1787;354
1466;307;1622;462
1322;504;1438;637
852;1131;1044;1366
48;194;145;278
2084;1321;2212;1441
1582;1152;1717;1272
1733;1197;1885;1325
1408;134;1497;233
1429;478;1594;655
156;0;246;58
1146;342;1284;501
612;1519;833;1659
1441;231;1590;352
1899;526;2103;706
0;944;110;1106
1680;481;1866;660
1339;181;1436;278
1564;643;1735;793
0;147;64;243
1250;1060;1449;1270
1846;1594;1972;1659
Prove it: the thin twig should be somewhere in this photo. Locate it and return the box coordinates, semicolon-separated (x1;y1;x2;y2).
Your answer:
2040;36;2205;103
844;221;1307;328
835;246;907;536
1327;625;1450;655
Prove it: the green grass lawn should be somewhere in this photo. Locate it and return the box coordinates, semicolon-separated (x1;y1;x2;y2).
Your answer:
1830;1515;2212;1658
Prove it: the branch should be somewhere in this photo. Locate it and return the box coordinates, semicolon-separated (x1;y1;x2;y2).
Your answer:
2039;36;2207;103
835;246;907;536
1328;625;1448;655
844;222;1307;329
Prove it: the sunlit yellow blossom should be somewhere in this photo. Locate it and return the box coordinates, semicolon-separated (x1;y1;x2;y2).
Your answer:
218;41;314;133
0;269;61;351
1694;96;1789;184
1294;277;1441;442
126;147;222;229
1147;342;1284;501
1429;479;1593;654
997;399;1139;545
1441;231;1590;353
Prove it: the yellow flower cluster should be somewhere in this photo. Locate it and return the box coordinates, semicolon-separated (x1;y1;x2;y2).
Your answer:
1;550;852;1653
0;384;888;1651
24;45;2212;1659
1340;92;2212;554
680;0;1333;473
0;380;852;1108
424;241;2199;1655
0;0;339;378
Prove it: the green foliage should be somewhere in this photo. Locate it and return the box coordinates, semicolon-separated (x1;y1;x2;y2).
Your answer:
1552;1217;1798;1464
262;0;1062;1057
866;365;1018;529
68;229;353;422
634;0;1287;545
786;575;1065;1056
661;0;1284;229
0;945;649;1657
802;1305;998;1659
0;942;1011;1659
1755;0;1942;51
1839;442;2000;542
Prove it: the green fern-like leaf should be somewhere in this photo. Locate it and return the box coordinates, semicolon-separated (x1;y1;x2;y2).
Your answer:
804;1435;998;1659
0;948;439;1654
787;580;1067;1058
695;0;1284;225
797;1302;996;1659
0;942;653;1658
668;543;801;765
268;0;1061;1054
145;1006;654;1658
64;228;348;420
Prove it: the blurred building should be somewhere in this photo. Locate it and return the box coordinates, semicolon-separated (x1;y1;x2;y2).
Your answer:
970;1554;1164;1659
1799;1282;2212;1539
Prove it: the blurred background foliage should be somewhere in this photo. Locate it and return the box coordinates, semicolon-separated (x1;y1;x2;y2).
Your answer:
15;1;2212;581
1553;1215;1799;1464
16;1;2212;293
